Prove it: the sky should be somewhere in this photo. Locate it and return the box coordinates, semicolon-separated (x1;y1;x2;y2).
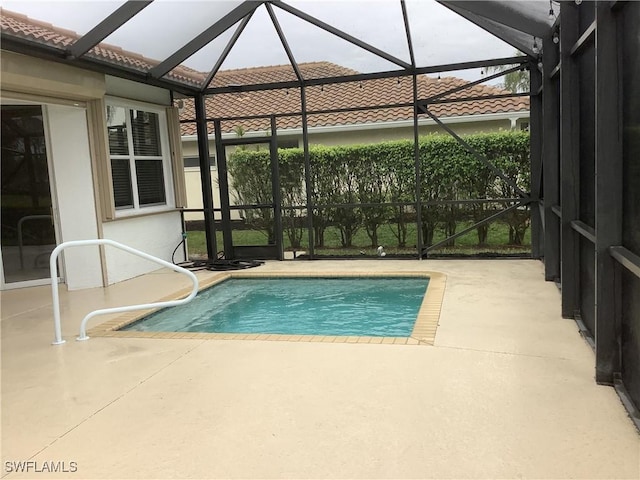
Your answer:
1;0;520;81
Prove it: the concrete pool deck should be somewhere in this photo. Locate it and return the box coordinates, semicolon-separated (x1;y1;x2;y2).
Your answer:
1;259;638;479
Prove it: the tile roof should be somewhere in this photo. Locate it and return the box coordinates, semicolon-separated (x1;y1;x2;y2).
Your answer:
0;8;205;86
180;62;530;136
0;8;528;137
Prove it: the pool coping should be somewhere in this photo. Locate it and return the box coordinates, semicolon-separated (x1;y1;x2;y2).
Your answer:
87;271;446;346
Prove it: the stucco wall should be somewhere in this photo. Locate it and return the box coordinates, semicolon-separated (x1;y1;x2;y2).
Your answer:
105;76;171;106
45;104;103;290
182;144;248;221
0;51;105;100
180;117;522;157
1;51;186;288
183;167;229;221
102;212;185;285
307;119;513;145
101;79;186;283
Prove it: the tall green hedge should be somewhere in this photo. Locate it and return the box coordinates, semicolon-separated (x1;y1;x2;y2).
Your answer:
227;131;530;248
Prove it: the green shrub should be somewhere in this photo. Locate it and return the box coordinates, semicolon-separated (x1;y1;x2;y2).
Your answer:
226;131;530;249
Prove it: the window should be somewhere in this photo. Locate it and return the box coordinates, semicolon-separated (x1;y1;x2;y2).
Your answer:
106;101;173;213
520;121;530;132
277;139;299;149
183;156;216;168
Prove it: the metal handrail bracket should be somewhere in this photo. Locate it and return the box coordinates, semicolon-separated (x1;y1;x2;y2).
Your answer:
50;239;199;345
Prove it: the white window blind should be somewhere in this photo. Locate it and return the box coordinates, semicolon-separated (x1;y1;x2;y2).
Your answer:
106;101;172;214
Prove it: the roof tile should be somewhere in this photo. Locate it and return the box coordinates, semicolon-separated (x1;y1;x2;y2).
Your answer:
179;63;529;136
0;8;529;137
0;8;205;86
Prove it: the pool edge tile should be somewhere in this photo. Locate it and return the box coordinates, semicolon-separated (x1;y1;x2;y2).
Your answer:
93;271;446;346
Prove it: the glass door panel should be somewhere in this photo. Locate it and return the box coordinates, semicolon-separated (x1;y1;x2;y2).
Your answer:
1;105;56;284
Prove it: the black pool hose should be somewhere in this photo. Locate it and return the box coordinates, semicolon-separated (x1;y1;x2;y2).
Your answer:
172;234;264;271
171;232;188;265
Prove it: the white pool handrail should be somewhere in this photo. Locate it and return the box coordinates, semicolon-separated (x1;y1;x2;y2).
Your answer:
50;239;199;345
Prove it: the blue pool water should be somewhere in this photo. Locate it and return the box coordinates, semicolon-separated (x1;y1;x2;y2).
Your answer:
121;277;429;337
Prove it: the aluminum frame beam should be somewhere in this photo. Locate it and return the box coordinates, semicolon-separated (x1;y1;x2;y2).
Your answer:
241;198;523;210
300;85;314;257
559;2;581;319
194;94;218;259
412;74;424;258
428;91;530;104
266;3;304;84
571;220;596;244
213;119;234;258
610;247;640;279
594;1;623;385
203;56;528;94
401;0;417;68
424;202;527;253
422;108;528;197
190;89;529;124
285;198;524;210
150;1;263;79
542;36;561;281
201;12;254;91
570;20;596;56
529;61;543;259
419;64;526;105
402;0;421;258
271;0;412;70
439;3;538;57
439;1;554;38
269;116;285;261
66;1;153;59
202;102;411;123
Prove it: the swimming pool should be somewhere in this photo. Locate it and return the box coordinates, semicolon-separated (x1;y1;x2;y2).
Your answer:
121;277;429;337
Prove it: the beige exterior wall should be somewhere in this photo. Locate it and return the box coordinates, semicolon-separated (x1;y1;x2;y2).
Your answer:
183;144;250;221
181;117;527;157
105;76;171;106
306;119;514;146
1;51;187;288
184;167;223;220
1;51;106;100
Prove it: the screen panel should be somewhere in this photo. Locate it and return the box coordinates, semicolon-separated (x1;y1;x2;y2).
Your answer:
621;1;640;407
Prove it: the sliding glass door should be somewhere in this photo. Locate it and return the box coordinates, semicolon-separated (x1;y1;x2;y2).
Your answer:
1;104;58;286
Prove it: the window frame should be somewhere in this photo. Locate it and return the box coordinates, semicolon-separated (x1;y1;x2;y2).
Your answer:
277;138;299;150
105;97;175;218
183;155;216;169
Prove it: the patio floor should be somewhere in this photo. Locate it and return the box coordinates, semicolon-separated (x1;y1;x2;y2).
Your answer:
1;259;638;479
